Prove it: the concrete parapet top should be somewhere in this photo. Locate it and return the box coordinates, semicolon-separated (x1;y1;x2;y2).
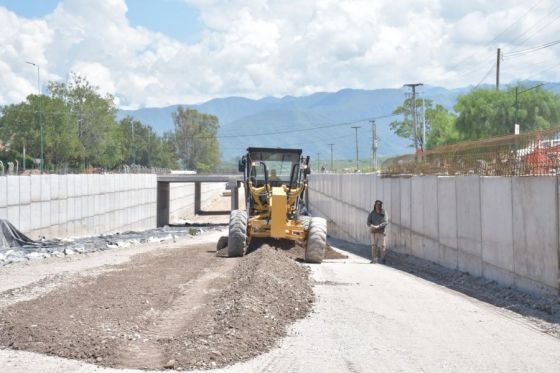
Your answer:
157;174;242;183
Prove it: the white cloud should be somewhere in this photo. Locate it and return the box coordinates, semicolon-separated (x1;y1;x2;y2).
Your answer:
0;7;52;104
0;0;559;108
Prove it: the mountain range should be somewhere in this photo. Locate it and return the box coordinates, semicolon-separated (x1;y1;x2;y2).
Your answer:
117;82;560;162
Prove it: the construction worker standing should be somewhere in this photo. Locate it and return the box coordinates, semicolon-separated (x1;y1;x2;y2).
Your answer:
367;200;388;264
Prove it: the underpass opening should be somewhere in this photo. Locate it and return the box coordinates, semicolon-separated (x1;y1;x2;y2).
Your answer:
156;175;243;227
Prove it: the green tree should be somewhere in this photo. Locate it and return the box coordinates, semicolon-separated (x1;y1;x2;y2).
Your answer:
389;98;431;149
118;117;178;168
0;95;82;169
49;73;122;168
454;86;560;140
158;131;178;169
173;107;220;172
426;105;459;149
390;98;458;150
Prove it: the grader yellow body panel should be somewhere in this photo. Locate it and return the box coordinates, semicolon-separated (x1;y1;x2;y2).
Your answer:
270;187;288;238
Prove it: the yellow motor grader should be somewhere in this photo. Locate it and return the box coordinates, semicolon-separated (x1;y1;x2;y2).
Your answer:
228;147;326;263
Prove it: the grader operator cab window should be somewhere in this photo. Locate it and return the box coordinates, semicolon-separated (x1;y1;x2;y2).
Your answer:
247;148;302;187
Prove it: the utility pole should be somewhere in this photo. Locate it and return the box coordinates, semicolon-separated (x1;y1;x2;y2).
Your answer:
496;48;501;91
26;61;43;172
131;120;135;164
422;98;426;151
316;152;320;172
351;126;360;171
370;120;377;171
328;143;334;171
403;83;423;160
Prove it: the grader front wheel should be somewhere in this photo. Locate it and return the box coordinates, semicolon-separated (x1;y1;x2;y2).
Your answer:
228;210;248;257
305;217;327;263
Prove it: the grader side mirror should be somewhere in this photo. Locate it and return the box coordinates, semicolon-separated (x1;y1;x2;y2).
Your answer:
304;156;311;176
238;156;246;173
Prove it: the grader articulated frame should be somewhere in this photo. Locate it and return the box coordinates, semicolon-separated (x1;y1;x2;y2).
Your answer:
228;147;327;263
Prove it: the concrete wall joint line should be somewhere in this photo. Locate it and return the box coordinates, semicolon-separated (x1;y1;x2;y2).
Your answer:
454;176;459;270
436;176;440;262
557;176;560;294
479;176;484;277
511;177;516;279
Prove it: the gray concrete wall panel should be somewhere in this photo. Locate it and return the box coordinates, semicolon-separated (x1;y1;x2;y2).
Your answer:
422;176;439;263
456;175;483;276
437;177;458;269
399;177;412;254
480;177;514;286
410;176;424;258
390;178;401;251
0;177;7;210
512;177;558;290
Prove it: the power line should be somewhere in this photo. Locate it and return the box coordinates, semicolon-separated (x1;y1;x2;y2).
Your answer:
506;2;560;45
523;60;560;81
492;0;547;43
446;0;546;74
512;9;560;46
474;63;496;89
504;39;560;57
351;126;360;171
209;113;399;139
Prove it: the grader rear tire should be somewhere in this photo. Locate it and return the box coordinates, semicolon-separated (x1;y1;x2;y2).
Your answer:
305;217;327;263
228;210;247;257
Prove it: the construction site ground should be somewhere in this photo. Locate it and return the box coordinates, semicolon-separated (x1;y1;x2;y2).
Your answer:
0;194;559;372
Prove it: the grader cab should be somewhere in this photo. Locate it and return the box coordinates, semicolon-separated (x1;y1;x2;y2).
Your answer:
228;147;327;263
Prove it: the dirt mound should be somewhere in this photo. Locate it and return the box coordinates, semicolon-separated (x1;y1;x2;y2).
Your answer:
163;245;314;369
217;237;347;261
0;242;314;371
248;238;348;261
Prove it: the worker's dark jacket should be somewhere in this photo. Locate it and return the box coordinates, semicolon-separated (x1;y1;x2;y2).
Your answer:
367;208;388;233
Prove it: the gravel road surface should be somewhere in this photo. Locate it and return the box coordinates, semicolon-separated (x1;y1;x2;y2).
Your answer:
2;239;559;373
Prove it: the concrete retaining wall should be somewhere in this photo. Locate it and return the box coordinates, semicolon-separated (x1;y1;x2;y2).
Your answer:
308;174;560;295
0;175;225;239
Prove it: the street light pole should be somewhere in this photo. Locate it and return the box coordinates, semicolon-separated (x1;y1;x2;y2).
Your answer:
328;143;334;171
26;61;43;172
404;83;423;160
351;126;360;172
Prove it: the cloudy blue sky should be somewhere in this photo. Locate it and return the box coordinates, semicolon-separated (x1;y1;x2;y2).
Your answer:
1;0;559;108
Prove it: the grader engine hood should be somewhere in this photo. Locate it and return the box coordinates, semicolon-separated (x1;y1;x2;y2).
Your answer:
270;187;288;238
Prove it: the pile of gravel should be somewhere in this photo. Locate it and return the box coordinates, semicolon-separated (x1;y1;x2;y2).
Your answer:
0;241;315;371
163;245;315;370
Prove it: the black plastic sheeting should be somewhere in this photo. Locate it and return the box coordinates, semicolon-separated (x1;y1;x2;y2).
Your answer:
0;219;64;251
0;219;226;266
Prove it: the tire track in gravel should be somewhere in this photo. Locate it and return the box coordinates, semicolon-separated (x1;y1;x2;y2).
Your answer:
116;263;236;369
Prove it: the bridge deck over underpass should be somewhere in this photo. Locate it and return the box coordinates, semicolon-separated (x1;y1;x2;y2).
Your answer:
156;174;243;227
